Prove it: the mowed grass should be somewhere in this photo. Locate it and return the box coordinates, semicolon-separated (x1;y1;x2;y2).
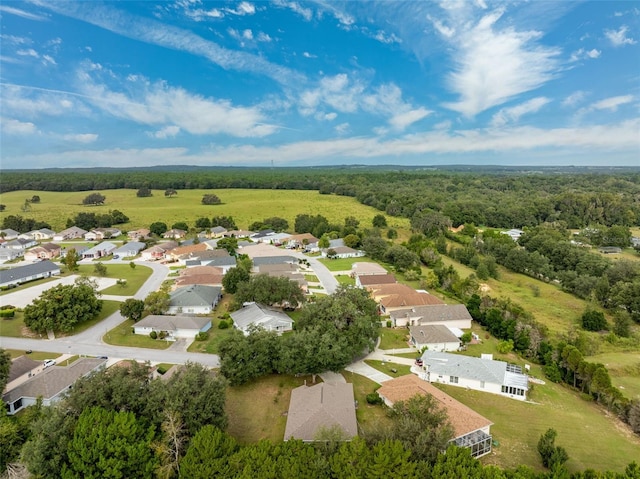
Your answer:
438;373;640;472
0;277;58;296
0;189;409;232
4;349;62;360
187;317;235;354
104;319;170;350
343;371;391;436
364;359;412;378
378;327;410;350
225;374;316;444
77;264;153;296
319;256;381;272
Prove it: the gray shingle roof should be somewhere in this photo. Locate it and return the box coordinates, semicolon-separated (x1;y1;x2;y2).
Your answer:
420;351;528;390
390;304;472;323
410;325;460;344
8;356;40;383
230;302;293;334
0;260;60;285
169;285;221;308
204;256;237;267
135;315;211;331
112;241;145;255
252;255;297;266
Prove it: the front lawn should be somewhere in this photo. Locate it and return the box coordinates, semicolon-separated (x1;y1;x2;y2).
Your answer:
364;359;412;378
77;264;153;296
342;371;390;436
4;349;62;360
378;327;409;350
319;256;379;272
103;319;171;349
335;274;355;286
0;277;58;296
187;317;235;354
226;374;316;444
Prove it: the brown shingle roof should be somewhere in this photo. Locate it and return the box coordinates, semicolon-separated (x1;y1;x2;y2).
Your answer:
376;375;492;439
175;274;224;287
358;274;397;286
380;292;444;308
180;265;224;276
169;243;208;257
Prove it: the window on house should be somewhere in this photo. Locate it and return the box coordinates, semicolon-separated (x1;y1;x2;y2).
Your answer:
450;376;459;384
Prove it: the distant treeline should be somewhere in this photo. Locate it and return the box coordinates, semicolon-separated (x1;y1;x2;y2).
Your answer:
2;167;640;228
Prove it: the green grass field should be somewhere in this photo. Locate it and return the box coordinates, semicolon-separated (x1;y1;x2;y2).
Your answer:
439;375;640;472
335;274;355;286
103;319;171;350
364;359;412;378
76;264;153;296
0;277;58;296
319;256;382;272
588;352;640;400
342;371;390;436
4;349;62;360
187;317;236;354
0;189;409;232
378;327;410;350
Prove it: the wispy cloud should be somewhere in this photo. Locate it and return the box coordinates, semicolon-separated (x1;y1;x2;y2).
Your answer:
273;0;313;21
0;5;47;21
302;51;317;59
1;118;38;135
75;63;278;137
62;133;98;143
1;84;79;118
0;34;33;45
569;48;601;62
373;30;402;44
590;95;634;111
605;25;637;46
491;97;551;126
150;125;181;139
562;91;587;108
33;1;304;87
440;9;560;116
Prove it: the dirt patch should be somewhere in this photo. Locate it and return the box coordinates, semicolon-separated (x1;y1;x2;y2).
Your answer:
479;283;491;293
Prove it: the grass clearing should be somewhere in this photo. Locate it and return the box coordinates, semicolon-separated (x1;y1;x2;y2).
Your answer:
304;274;319;282
438;372;640;472
342;371;390;436
4;349;62;360
225;374;316;444
76;264;153;296
335;274;355;286
589;352;640;400
319;256;378;272
0;189;410;232
378;327;410;350
364;359;412;378
104;319;171;349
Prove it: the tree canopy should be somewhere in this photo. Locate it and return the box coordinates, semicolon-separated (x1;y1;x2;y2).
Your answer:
233;274;305;309
24;282;102;333
202;194;221;205
82;192;106;206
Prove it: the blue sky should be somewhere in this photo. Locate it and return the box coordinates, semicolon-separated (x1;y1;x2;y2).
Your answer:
1;0;639;168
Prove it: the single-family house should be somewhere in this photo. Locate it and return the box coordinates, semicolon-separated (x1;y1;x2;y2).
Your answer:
0;229;20;240
376;375;493;458
409;325;461;352
177;249;230;266
133;314;211;339
223;229;254;238
60;246;88;258
53;226;88;241
84;228;121;241
208;226;228;238
163;229;187;240
24;243;61;262
82;241;117;259
180;265;224;276
390;304;472;329
141;241;177;261
257;263;299;275
501;229;524;241
112;241;146;258
202;256;237;273
251;229;276;243
231;302;294;335
323;246;364;259
284;382;357;442
355;273;396;288
285;233;319;250
0;248;23;262
418;351;529;401
4;238;37;250
175;274;224;289
166;243;208;261
127;228;151;240
252;255;298;267
0;260;61;288
351;262;387;276
367;284;444;314
167;285;221;314
2;358;107;415
20;228;56;241
6;355;40;386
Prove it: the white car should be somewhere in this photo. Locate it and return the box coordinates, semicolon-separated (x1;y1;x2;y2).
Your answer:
43;359;56;369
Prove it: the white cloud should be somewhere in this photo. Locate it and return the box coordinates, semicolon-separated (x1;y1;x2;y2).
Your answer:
303;51;317;58
441;9;560;116
491;97;551;126
62;133;98;143
605;25;637;46
16;49;39;58
562;91;587;107
273;0;313;21
1;118;38;135
0;5;47;21
242;29;253;40
428;15;455;38
76;65;277;137
389;108;431;130
1;84;79;118
590;95;634;111
373;31;402;44
335;123;350;135
318;112;337;121
0;34;32;45
569;48;601;62
257;32;272;42
151;125;181;139
229;2;255;16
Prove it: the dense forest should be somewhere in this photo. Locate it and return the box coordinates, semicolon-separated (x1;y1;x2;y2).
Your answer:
2;167;640;229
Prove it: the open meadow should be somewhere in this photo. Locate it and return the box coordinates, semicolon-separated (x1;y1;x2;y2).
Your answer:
0;189;409;232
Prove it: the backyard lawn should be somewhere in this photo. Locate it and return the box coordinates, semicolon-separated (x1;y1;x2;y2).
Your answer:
364;359;412;378
378;327;410;350
225;374;317;444
440;376;640;472
342;371;390;437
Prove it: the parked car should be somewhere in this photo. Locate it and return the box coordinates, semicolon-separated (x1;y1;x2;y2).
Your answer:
43;359;56;368
415;358;423;367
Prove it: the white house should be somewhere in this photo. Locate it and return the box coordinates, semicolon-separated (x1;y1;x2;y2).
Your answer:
53;226;88;241
2;358;107;415
323;246;365;259
84;228;121;241
409;325;461;352
112;241;146;258
0;260;61;288
501;229;524;241
390;304;473;329
418;351;529;401
167;285;221;314
20;228;56;241
82;241;117;259
230;302;294;336
0;248;23;263
133;315;211;339
0;229;20;240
